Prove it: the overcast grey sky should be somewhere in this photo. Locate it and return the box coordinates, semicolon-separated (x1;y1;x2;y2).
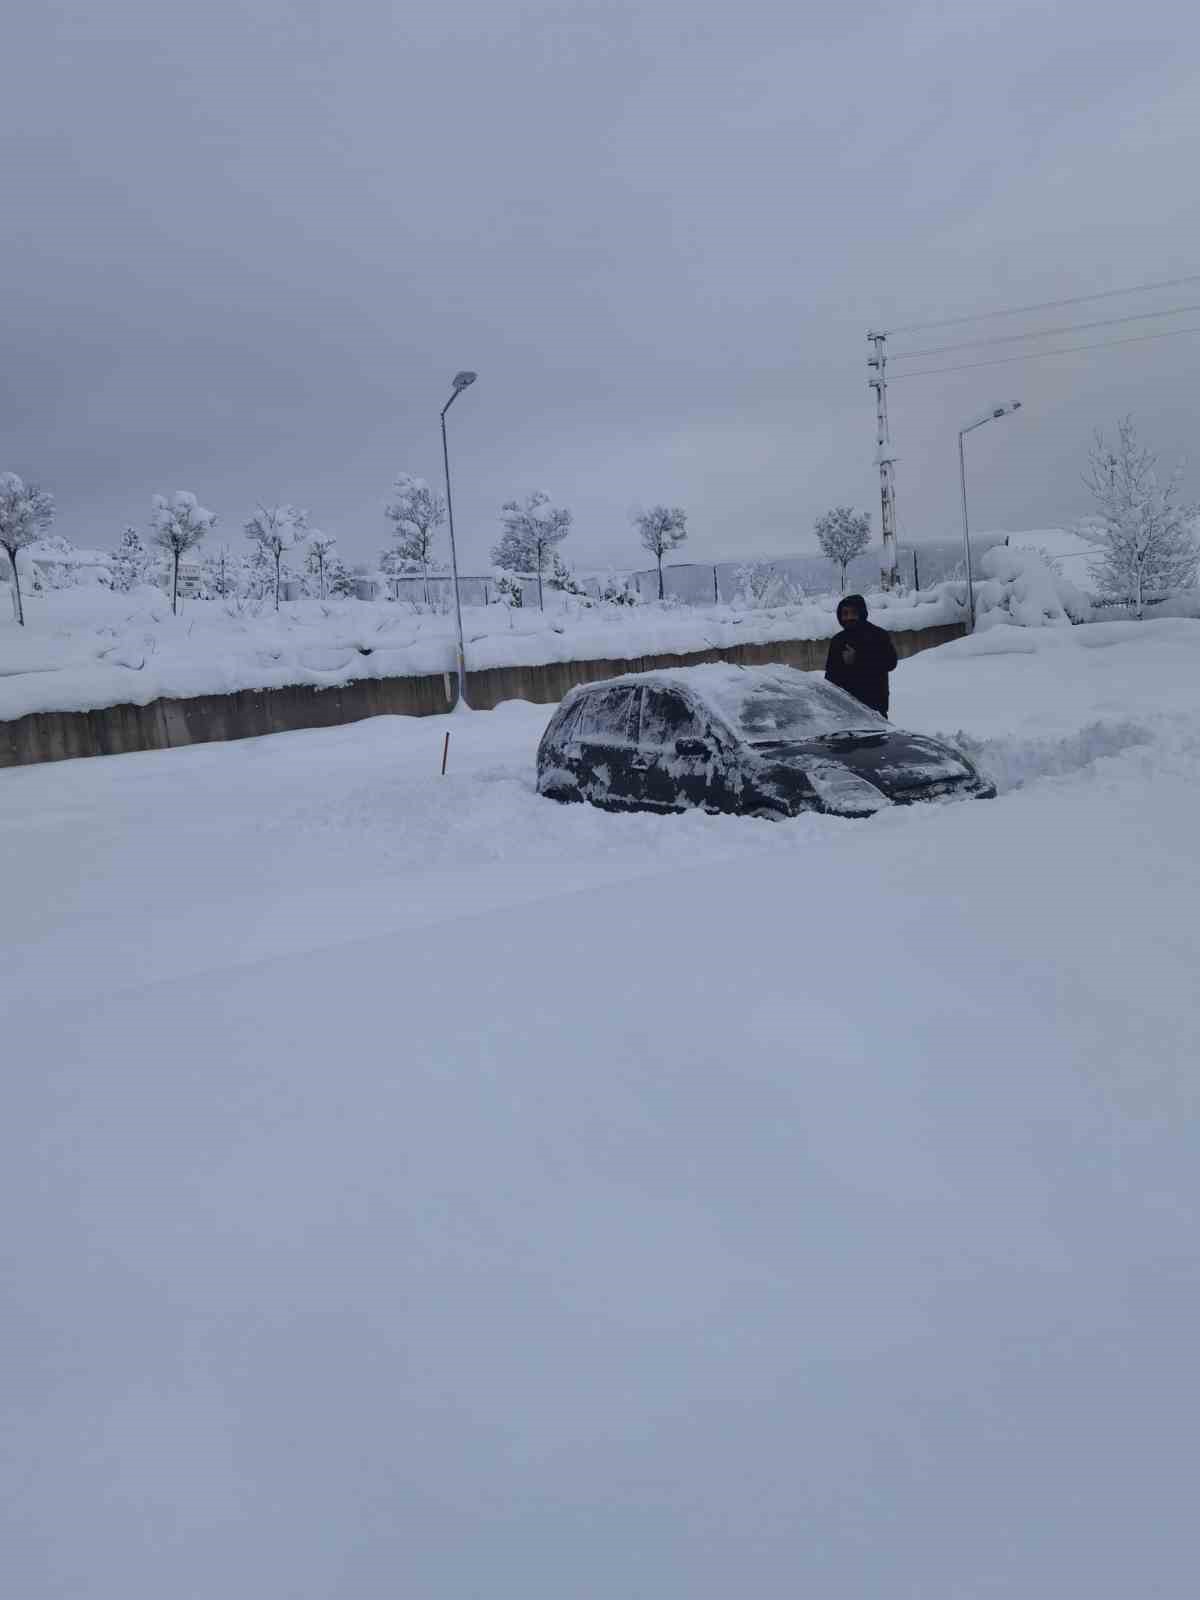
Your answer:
5;0;1200;571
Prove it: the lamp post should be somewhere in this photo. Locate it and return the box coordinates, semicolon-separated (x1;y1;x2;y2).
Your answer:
959;401;1022;631
440;370;477;710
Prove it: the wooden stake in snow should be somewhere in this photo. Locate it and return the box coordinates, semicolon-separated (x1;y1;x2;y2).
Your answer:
441;731;450;775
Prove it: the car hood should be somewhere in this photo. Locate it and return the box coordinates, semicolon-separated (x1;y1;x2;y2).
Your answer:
751;730;977;798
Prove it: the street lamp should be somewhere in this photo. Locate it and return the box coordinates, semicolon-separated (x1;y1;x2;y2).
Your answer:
440;370;477;710
959;401;1022;632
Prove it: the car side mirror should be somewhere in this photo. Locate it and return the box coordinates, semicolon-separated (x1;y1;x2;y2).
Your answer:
675;737;709;758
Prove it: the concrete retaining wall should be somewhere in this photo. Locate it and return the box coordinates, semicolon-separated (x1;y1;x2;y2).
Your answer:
0;621;965;768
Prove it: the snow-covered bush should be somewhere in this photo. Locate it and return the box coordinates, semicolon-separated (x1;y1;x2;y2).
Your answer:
734;562;804;610
327;556;354;599
378;546;407;601
202;543;243;601
547;552;588;598
493;573;525;608
111;526;154;593
27;535;81;590
599;575;639;607
242;542;276;603
974;546;1092;630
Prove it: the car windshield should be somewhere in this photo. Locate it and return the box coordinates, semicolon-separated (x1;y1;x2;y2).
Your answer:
703;672;887;743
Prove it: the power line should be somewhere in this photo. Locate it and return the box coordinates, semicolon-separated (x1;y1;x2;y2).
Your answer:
890;302;1200;361
888;322;1200;380
884;273;1200;338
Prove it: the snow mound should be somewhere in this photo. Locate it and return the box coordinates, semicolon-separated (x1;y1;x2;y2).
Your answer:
1149;591;1200;619
298;646;356;674
1000;527;1102;591
0;587;961;723
946;720;1156;793
975;545;1092;630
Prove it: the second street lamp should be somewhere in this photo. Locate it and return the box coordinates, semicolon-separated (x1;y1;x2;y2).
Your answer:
440;370;477;710
959;401;1022;632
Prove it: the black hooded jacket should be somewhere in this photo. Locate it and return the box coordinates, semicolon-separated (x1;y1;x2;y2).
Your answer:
824;594;898;717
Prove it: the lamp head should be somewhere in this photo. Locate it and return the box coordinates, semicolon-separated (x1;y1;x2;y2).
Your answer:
451;371;477;391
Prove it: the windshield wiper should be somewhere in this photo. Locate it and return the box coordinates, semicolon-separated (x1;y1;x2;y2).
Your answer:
818;729;887;744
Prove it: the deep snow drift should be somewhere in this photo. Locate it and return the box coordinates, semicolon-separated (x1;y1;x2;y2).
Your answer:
0;581;961;721
3;620;1200;1599
0;544;1124;724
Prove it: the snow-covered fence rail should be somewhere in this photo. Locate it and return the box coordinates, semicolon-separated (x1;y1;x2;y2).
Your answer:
0;621;964;768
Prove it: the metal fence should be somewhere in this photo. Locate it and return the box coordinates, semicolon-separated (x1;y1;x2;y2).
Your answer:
368;541;1008;610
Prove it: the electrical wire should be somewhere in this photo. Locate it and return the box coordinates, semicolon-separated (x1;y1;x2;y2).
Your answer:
883;273;1200;338
890;302;1200;361
887;322;1200;380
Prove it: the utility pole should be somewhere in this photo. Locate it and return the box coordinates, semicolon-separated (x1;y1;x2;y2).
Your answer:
440;370;478;711
867;330;899;590
958;402;1022;632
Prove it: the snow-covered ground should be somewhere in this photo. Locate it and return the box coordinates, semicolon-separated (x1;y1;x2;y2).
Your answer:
0;582;959;721
4;620;1200;1598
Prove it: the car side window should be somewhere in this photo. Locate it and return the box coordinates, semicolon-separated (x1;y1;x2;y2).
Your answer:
574;686;641;743
640;688;707;748
551;697;586;744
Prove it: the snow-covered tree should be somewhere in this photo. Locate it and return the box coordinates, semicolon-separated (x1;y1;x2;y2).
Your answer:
493;573;524;608
110;525;153;593
245;504;308;610
150;490;215;614
30;534;81;590
327;555;354;599
239;541;273;602
547;551;587;597
814;506;871;593
492;491;572;611
385;474;445;605
634;505;688;600
202;543;241;600
599;574;638;606
305;530;338;601
1083;418;1199;616
379;545;408;601
0;472;55;625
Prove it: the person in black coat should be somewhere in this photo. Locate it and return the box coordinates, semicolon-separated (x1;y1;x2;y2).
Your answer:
824;593;898;717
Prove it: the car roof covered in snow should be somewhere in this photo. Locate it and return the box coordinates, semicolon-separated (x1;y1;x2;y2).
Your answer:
563;662;886;738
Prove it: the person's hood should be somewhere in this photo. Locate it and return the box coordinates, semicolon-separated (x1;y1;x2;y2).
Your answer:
836;593;869;626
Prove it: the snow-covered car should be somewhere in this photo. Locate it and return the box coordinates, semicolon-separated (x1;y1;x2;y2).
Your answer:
536;663;995;818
